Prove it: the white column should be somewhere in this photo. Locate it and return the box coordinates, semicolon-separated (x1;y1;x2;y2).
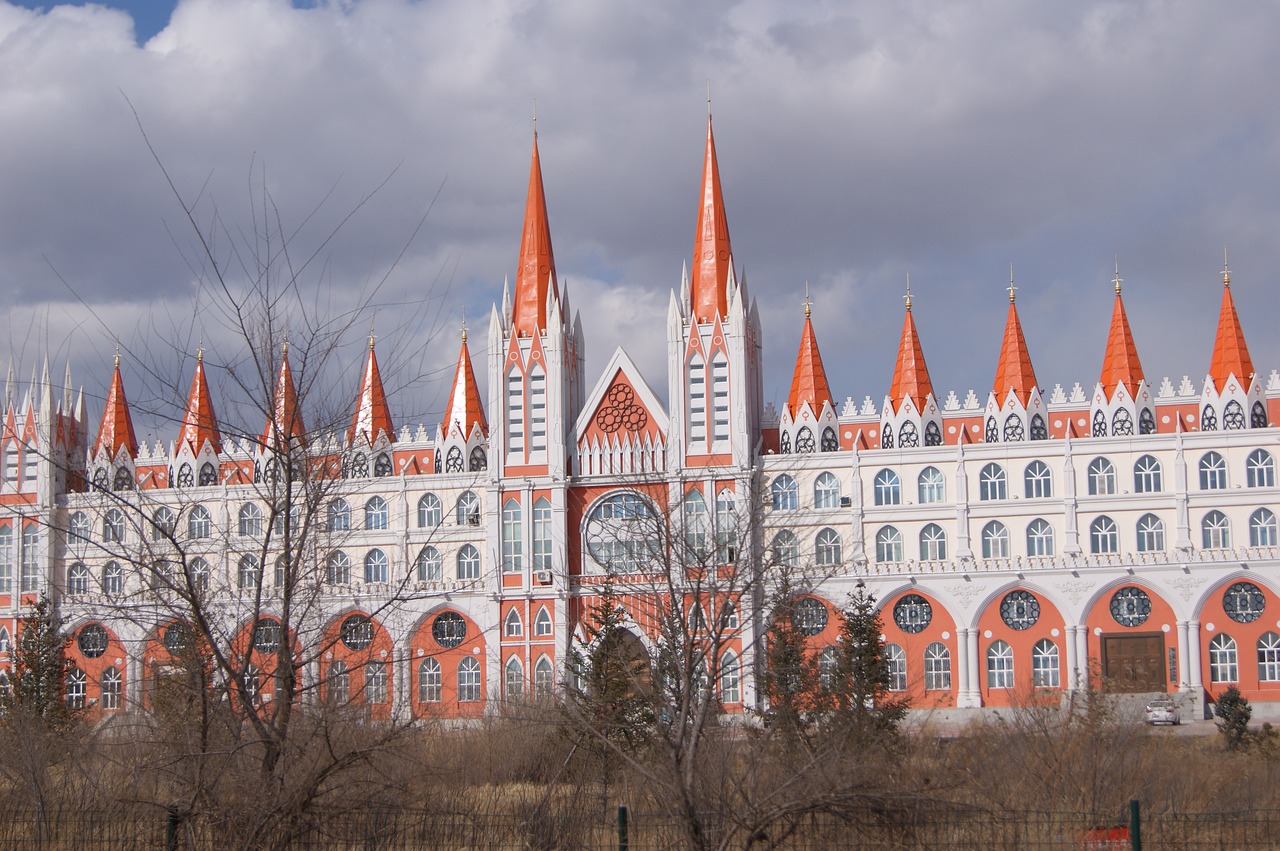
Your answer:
1187;620;1203;691
960;628;983;707
1177;621;1191;691
1064;626;1079;692
955;629;970;702
1074;627;1090;691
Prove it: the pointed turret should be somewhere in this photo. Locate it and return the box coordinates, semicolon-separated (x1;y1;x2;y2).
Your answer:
93;355;138;460
785;303;834;419
178;351;222;456
511;133;558;337
262;343;305;448
1091;262;1154;437
1099;272;1145;398
887;287;934;415
689;115;733;323
442;328;488;439
348;338;395;446
992;285;1038;406
1207;264;1254;393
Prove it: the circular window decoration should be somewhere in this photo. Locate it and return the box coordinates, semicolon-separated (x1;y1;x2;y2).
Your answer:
595;384;648;434
793;598;828;637
252;619;281;653
1109;587;1152;627
1224;582;1266;625
999;590;1041;630
77;623;109;659
893;594;933;634
340;615;374;651
162;623;190;655
432;612;467;649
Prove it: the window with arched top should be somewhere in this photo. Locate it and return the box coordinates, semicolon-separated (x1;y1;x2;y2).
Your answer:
534;656;555;699
920;524;947;561
364;496;389;530
1224;400;1246;430
979;464;1007;501
176;463;194;488
445;446;463;473
327;661;350;705
456;491;481;526
1253;401;1269;429
102;561;124;596
534;607;553;637
533;498;553;572
67;563;91;596
880;422;893;449
1090;516;1119;554
113;466;133;491
770;531;799;567
469;446;487;472
101;667;122;710
418;658;442;703
458;657;482;702
925;420;943;446
815;528;842;566
199;461;218;486
795;426;815;454
1032;639;1059;687
1251;508;1278;547
1087;457;1116;496
504;657;524;701
238;503;263;538
365;661;389;704
885;644;906;691
814;472;840;508
875;526;903;563
821;426;839;451
502;499;523;574
364;548;389;583
457;545;480;580
918;466;945;503
1003;414;1024;442
417;493;442;527
66;667;87;710
873;469;901;506
415;546;442;581
1201;511;1231;549
1259;633;1280;682
715;490;738;564
683;490;708;559
1134;455;1163;493
326;550;350;584
1201;405;1218;431
1247;449;1276;489
771;475;798;510
1136;514;1165;553
348;453;369;478
981;521;1009;559
504;609;523;637
237;555;261;590
1026;518;1054;557
103;508;126;543
328;499;351;532
1209;633;1238;683
719;651;741;703
924;643;951;691
1111;407;1133;436
1024;461;1052;499
188;505;211;539
1200;452;1228;490
373;453;393;477
987;641;1014;689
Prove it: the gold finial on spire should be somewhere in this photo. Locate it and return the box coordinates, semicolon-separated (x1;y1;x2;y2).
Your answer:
803;280;811;317
904;272;913;312
461;308;468;343
1007;263;1017;303
1112;255;1123;295
281;338;288;356
1222;246;1231;286
368;316;377;351
114;342;120;369
196;347;203;364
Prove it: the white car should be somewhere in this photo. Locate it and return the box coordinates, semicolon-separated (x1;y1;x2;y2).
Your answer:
1145;696;1181;726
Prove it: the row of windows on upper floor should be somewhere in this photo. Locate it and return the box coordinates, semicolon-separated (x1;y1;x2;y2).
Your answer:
769;449;1278;511
0;445;41;489
0;524;41;593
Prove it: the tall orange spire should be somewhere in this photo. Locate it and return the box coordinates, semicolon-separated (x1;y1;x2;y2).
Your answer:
1207;260;1254;392
888;284;934;414
785;300;834;418
992;277;1038;405
511;132;558;337
262;343;305;448
348;337;394;446
1098;264;1144;398
442;327;488;438
178;350;222;455
689;115;733;323
94;355;138;459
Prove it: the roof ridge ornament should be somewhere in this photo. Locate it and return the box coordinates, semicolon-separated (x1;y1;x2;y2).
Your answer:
904;272;913;312
1112;255;1123;295
1007;263;1017;303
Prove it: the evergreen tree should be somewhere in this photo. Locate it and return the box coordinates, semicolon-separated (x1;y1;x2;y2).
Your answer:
567;582;654;753
2;596;74;729
1215;686;1252;751
760;590;826;747
833;587;907;742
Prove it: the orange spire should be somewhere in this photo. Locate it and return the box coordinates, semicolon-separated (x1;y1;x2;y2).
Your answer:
94;355;138;459
442;328;488;438
785;300;834;418
348;338;395;446
262;344;305;449
1207;261;1254;392
511;133;558;337
178;351;222;455
888;283;934;413
992;282;1038;405
689;115;733;323
1098;266;1144;398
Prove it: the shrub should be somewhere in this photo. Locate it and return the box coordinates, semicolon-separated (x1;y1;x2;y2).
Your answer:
1215;686;1252;750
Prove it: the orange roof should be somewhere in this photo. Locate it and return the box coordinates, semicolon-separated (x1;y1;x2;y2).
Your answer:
94;359;138;459
786;309;833;418
178;353;222;455
689;116;733;323
262;347;306;449
888;302;934;414
992;299;1038;405
511;133;558;337
442;331;488;438
1208;280;1254;392
1099;291;1144;398
348;341;395;446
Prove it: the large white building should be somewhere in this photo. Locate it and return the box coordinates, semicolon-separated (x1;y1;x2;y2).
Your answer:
2;117;1278;719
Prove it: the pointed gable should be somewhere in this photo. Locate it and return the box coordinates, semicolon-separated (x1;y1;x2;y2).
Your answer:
574;347;669;448
348;340;395;446
785;307;834;419
689;115;733;324
993;294;1038;406
1208;270;1254;392
94;357;138;459
442;331;487;439
262;345;305;449
1099;284;1144;398
178;352;222;456
888;295;934;414
511;133;558;337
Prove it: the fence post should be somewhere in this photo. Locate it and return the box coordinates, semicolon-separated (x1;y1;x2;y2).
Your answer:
1128;799;1141;851
617;804;629;851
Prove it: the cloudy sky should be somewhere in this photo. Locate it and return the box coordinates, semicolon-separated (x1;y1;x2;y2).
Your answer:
2;0;1279;442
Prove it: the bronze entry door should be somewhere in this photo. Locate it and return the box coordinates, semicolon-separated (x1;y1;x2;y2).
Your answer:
1101;634;1166;692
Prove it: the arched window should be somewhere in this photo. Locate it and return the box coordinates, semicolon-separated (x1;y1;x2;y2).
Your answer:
417;493;442;527
365;661;389;704
1209;633;1238;683
1090;516;1119;554
445;446;463;473
1032;639;1059;687
457;544;480;580
326;550;351;584
237;554;261;590
1199;451;1228;490
585;492;658;573
683;490;708;559
327;661;350;704
814;472;840;508
504;609;523;637
0;525;10;593
1201;404;1218;431
1253;401;1269;429
1201;510;1231;549
534;656;555;699
188;557;210;592
418;658;442;703
364;496;388;530
986;641;1014;689
719;651;741;703
238;503;263;538
873;469;901;506
979;464;1007;501
176;463;194;488
103;508;126;543
925;421;943;446
113;466;133;491
815;528;842;566
1092;409;1107;438
770;474;798;510
1111;407;1133;436
1259;633;1280;682
67;563;91;596
1003;413;1024;442
1136;514;1165;553
918;466;945;503
151;507;175;542
795;426;815;454
770;531;799;567
374;453;393;477
501;499;523;573
715;490;738;564
533;498;553;572
875;526;904;563
984;416;998;443
1224;400;1246;430
1250;508;1278;547
188;505;211;539
1134;455;1163;493
1087;457;1116;496
884;644;907;691
102;561;123;596
821;426;839;452
416;546;442;581
458;657;482;702
817;646;838;692
881;422;894;450
529;363;549;452
19;526;38;592
328;499;351;532
349;453;369;478
779;430;791;454
1139;408;1156;435
981;521;1010;559
1030;414;1048;441
924;643;951;691
507;366;526;453
199;461;218;486
533;607;553;637
1024;461;1052;499
504;657;524;700
364;548;389;583
719;600;739;630
66;667;87;710
469;446;487;472
69;511;90;543
1247;449;1276;488
919;524;947;561
455;491;481;526
1026;519;1054;557
101;667;122;711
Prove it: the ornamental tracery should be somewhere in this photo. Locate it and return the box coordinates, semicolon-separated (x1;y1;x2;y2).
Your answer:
595;383;649;434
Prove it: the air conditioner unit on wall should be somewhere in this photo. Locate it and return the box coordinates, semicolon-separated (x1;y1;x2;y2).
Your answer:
535;570;552;584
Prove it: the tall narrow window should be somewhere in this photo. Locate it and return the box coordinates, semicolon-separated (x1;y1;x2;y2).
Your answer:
814;472;840;508
987;641;1014;689
683;490;708;559
504;609;523;637
1024;461;1052;498
101;667;122;710
687;354;706;445
771;474;798;510
1032;639;1060;687
528;365;547;452
719;651;740;703
66;668;87;711
918;466;945;503
502;499;523;573
534;656;554;698
1251;508;1278;547
1136;514;1165;552
1026;519;1055;557
327;661;350;704
715;490;738;563
328;499;351;532
1259;633;1280;682
1209;634;1238;683
1247;449;1276;488
924;643;951;691
20;525;38;592
0;525;12;593
886;644;907;691
506;367;525;454
533;607;553;637
418;658;442;703
1134;455;1163;493
505;657;524;700
458;657;482;702
711;353;730;444
1199;452;1228;490
533;498;552;572
979;463;1007;501
873;469;901;506
365;661;389;704
1087;457;1116;496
